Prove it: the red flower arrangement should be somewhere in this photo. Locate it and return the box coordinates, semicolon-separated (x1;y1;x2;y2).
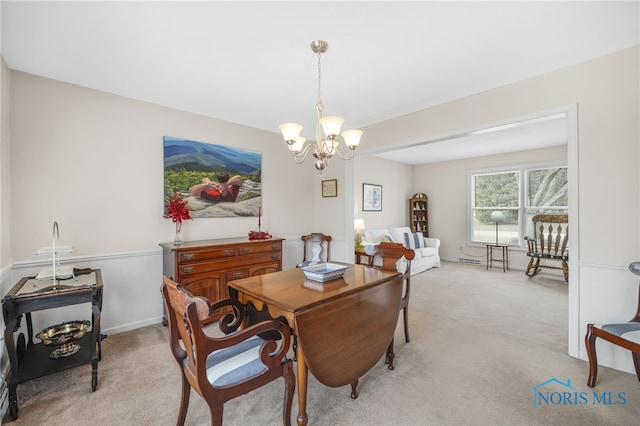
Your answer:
164;192;192;223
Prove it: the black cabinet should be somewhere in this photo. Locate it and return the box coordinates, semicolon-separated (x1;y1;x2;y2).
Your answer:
2;269;104;420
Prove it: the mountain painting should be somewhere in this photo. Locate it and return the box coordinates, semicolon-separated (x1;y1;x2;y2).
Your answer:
163;136;262;218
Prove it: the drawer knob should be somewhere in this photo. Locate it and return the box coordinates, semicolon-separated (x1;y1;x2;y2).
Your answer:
182;266;195;274
271;244;279;250
232;272;243;279
223;250;233;256
241;248;250;254
183;253;195;260
271;254;279;260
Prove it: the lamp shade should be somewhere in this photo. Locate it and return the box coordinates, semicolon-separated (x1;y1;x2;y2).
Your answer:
354;219;365;231
320;116;344;137
342;129;363;148
489;210;505;223
279;123;303;141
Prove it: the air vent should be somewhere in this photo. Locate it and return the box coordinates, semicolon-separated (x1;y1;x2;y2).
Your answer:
458;257;481;265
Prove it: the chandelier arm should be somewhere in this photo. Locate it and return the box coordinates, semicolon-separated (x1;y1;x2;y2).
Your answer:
332;145;356;161
291;144;318;164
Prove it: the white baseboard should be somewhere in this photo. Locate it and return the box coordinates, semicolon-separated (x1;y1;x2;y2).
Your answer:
102;316;164;336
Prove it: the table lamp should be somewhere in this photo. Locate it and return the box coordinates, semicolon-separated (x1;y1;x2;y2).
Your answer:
354;219;365;250
489;210;505;245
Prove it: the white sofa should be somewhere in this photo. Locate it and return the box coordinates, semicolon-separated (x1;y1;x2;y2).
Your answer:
362;226;441;275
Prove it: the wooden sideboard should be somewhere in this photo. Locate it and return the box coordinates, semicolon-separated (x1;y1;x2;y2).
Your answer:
159;237;283;323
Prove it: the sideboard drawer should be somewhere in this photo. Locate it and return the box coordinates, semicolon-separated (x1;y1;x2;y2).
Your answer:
225;269;248;281
237;241;282;256
178;248;235;263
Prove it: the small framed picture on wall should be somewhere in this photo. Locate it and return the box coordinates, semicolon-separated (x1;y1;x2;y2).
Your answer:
322;179;338;197
362;183;382;211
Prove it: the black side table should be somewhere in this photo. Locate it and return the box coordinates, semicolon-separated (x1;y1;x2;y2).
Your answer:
486;244;509;272
2;268;104;420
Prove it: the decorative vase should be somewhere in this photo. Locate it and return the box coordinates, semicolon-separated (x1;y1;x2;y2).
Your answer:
174;221;183;245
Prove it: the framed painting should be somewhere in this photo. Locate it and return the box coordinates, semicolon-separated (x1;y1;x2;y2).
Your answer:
164;136;262;218
322;179;338;197
362;183;382;211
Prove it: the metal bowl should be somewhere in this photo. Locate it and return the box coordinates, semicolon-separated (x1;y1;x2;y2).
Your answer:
37;320;91;358
37;320;91;346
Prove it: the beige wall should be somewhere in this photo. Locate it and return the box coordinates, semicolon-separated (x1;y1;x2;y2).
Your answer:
358;46;640;371
353;155;414;231
5;71;318;334
414;145;567;269
362;46;639;267
9;72;316;258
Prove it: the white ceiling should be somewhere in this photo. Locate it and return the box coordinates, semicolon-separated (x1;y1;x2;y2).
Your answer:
1;1;638;164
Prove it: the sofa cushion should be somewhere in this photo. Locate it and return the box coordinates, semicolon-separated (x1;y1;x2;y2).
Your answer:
416;247;437;258
404;232;426;249
389;227;413;245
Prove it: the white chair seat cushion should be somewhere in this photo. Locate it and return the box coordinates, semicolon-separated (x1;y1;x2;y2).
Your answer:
206;335;267;387
599;322;640;344
622;330;640;344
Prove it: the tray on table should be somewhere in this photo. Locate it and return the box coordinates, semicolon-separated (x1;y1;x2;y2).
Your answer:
300;262;348;282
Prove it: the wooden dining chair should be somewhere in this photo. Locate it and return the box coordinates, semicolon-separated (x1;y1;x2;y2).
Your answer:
161;276;295;426
301;233;332;263
366;242;415;369
585;262;640;387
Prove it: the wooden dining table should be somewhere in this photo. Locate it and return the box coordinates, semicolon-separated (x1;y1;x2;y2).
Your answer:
227;263;402;426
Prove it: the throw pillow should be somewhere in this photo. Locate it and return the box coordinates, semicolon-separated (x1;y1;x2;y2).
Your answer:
379;234;393;243
404;232;426;249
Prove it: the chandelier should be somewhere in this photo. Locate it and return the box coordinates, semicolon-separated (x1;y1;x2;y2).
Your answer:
279;40;363;172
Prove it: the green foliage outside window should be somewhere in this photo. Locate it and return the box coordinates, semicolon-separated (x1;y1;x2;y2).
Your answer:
474;172;519;223
471;166;568;245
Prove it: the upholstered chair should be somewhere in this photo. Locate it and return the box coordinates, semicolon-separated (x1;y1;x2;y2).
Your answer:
585;262;640;387
161;276;295;425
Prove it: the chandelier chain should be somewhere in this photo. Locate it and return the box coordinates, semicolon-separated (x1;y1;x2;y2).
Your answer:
317;50;322;107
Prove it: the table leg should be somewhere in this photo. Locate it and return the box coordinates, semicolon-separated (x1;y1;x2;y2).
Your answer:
486;245;490;270
505;246;509;271
296;345;309;426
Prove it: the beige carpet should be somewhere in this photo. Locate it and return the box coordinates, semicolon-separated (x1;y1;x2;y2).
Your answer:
4;261;640;425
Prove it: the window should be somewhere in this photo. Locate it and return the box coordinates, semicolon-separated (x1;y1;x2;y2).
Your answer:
470;165;567;246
